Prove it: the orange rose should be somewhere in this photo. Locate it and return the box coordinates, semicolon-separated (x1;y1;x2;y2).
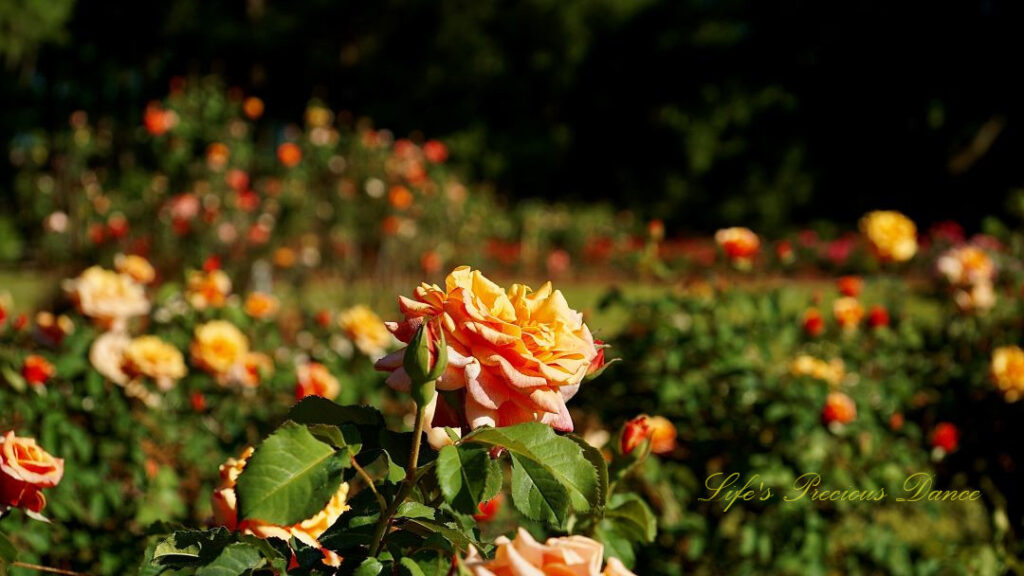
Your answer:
186;270;232;310
836;276;863;298
822;392;856;425
375;267;600;432
22;355;55;386
464;528;636;576
277;142;302;167
295;362;340;400
0;431;64;514
244;292;280;320
212;447;348;567
832;297;864;331
715;227;760;265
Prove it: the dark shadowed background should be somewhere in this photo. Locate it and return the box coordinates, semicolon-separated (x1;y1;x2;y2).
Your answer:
2;0;1022;234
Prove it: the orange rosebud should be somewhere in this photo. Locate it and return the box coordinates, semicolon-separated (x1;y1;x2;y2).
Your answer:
473;494;503;522
931;422;959;452
206;143;231;171
423;140;448;164
243;97;264;120
22;355;55;386
889;412;904;431
621;415;652;455
836;275;863;298
277;142;302;168
822;392;856;425
191;392;207;413
648;219;665;242
867;305;890;328
420;251;442;275
803;308;825;337
388;186;413;210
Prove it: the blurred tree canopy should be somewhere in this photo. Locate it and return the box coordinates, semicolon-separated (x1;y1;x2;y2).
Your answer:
2;0;1023;234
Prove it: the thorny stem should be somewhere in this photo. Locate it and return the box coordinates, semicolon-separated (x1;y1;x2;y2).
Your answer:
369;401;428;556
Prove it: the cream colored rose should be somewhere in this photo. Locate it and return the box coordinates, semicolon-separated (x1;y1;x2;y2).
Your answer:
114;254;156;285
89;331;130;385
212;447;349;567
937;245;996;286
123;336;187;390
860;210;917;262
338;305;392;359
464;528;636;576
991;346;1024;402
191;321;249;379
954;281;996;313
64;266;150;329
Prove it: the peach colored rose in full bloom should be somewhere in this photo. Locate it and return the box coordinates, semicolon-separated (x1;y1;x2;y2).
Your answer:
64;266;150;330
191;321;249;380
338;305;393;359
0;431;64;514
375;267;600;432
123;335;187;391
822;392;856;425
231;352;274;389
464;528;636;576
212;447;348;567
991;345;1024;402
860;210;917;262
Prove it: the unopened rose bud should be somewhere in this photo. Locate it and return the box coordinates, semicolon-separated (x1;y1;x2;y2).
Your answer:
404;322;447;406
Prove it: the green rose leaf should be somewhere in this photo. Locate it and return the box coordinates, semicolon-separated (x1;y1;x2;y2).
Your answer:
354;557;385;576
194;542;265;576
604;494;656;543
510;454;570;525
462;423;599;525
235;421;346;525
436;445;502;515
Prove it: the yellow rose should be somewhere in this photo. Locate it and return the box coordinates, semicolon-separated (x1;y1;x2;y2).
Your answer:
790;355;845;386
123;336;187;390
859;210;917;262
64;266;150;329
186;270;232;310
376;267;600;432
191;321;249;379
212;447;349;567
114;254;156;285
991;346;1024;402
338;305;392;359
